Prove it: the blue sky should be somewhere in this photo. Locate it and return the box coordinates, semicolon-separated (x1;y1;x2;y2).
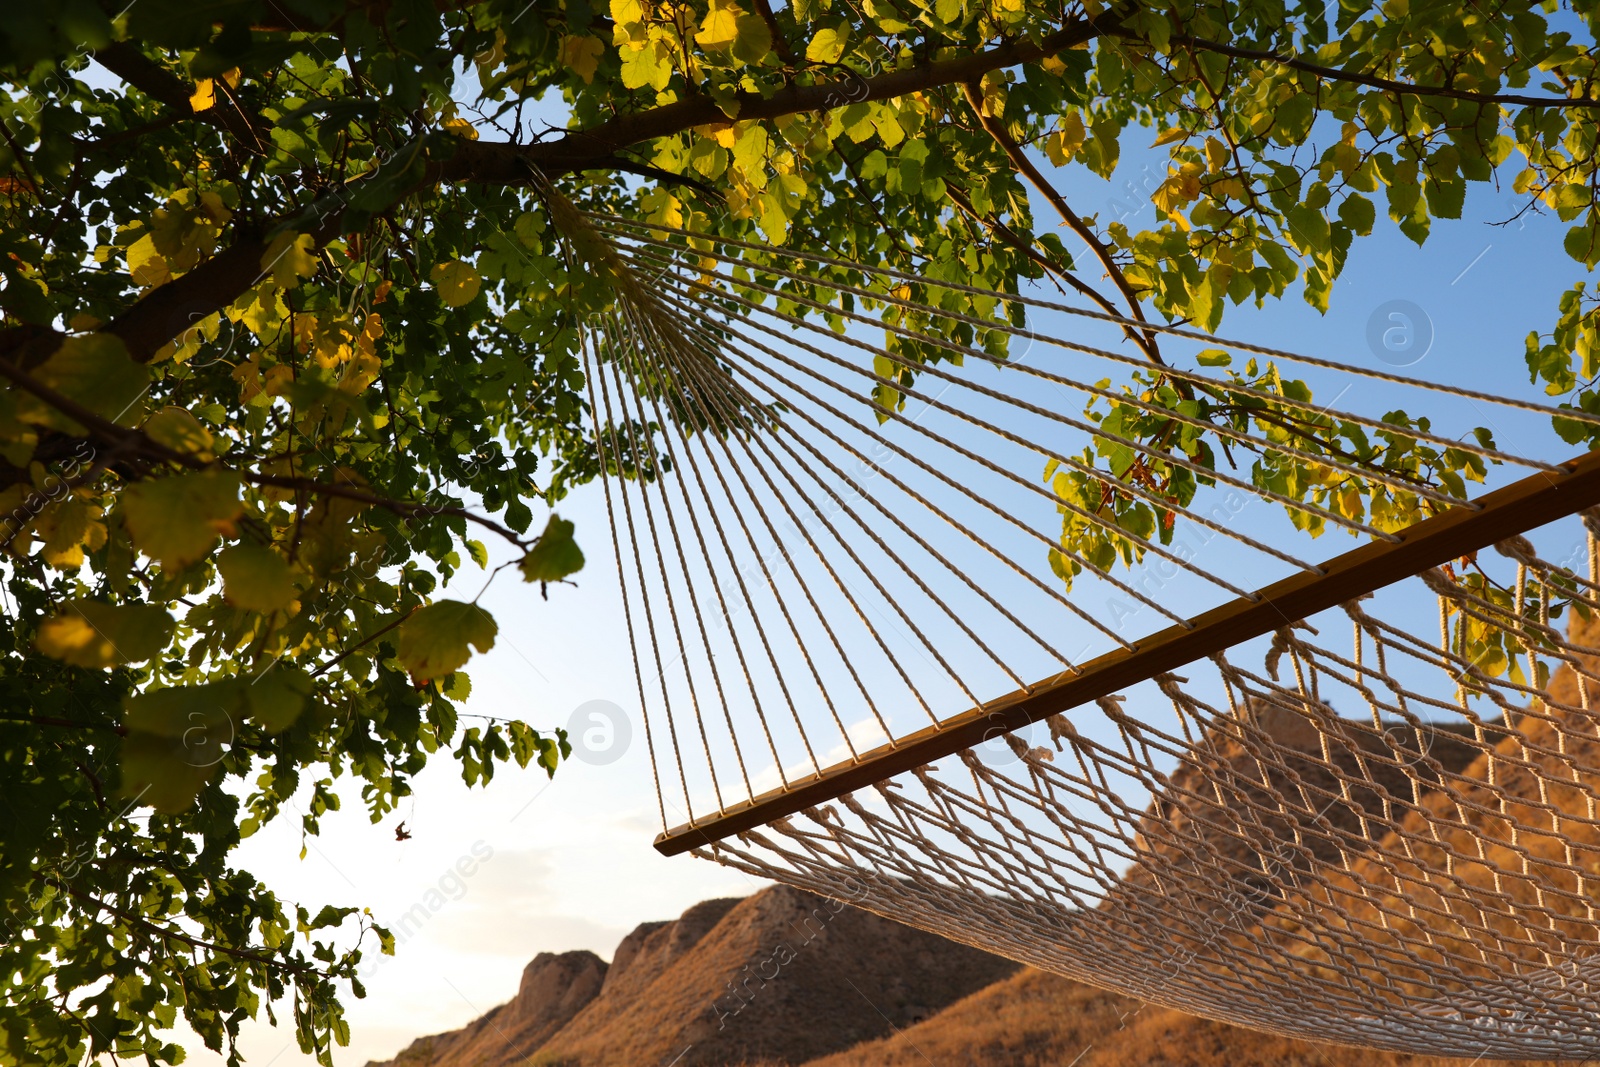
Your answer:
168;69;1600;1067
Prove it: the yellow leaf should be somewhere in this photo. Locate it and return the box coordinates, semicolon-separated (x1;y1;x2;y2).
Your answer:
189;78;216;112
126;233;170;288
805;26;848;63
35;498;107;569
397;600;498;682
430;260;481;307
217;543;298;613
260;232;318;290
1204;136;1229;173
21;334;149;432
441;116;479;140
611;0;644;26
731;123;769;177
1045;112;1086;166
561;34;605;83
143;406;215;458
697;0;743;48
1150;126;1187;147
36;600;175;669
620;39;672;90
123;470;243;569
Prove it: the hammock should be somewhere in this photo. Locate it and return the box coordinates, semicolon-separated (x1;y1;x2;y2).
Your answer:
572;208;1600;1058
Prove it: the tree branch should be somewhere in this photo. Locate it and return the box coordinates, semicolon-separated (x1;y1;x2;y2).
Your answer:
65;17;1117;367
246;474;530;548
942;183;1135;329
55;880;314;973
748;0;796;63
0;354;530;546
1137;32;1600;111
432;16;1116;185
959;81;1167;367
94;42;269;152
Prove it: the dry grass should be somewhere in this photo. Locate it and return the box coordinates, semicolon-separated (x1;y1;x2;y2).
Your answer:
802;965;1580;1067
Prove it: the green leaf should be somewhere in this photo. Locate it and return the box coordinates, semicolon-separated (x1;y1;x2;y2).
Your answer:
120;683;241;811
35;600;175;668
1338;193;1376;237
119;730;223;812
730;13;774;63
123;471;243;569
806;26;849;62
217;544;297;612
732;124;770;176
143;405;215;456
1566;224;1599;268
19;334;149;432
521;514;585;582
245;668;313;733
397;600;498;681
620;40;673;90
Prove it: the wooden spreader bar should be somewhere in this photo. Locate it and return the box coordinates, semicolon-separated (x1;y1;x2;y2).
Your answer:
655;449;1600;856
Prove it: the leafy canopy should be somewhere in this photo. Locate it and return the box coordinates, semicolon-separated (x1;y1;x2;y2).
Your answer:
0;0;1597;1063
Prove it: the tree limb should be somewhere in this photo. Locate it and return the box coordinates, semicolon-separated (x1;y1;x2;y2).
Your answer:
748;0;796;64
943;183;1135;328
94;42;269;152
0;354;531;546
1137;31;1600;111
77;17;1117;365
432;16;1116;184
54;880;314;973
959;81;1167;367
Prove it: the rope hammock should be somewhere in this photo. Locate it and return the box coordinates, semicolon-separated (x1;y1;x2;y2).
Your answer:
567;204;1600;1058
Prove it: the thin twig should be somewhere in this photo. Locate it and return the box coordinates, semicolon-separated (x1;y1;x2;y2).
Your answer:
960;81;1167;368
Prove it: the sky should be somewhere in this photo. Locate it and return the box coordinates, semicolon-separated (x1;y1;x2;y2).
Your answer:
118;64;1600;1067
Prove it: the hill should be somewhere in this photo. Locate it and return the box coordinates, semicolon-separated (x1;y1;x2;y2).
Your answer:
803;964;1571;1067
365;885;1016;1067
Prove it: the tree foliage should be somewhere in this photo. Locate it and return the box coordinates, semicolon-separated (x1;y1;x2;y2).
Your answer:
0;0;1596;1062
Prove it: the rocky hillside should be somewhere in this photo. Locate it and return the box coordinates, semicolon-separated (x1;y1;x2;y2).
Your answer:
804;965;1568;1067
370;889;1578;1067
373;613;1600;1067
366;885;1017;1067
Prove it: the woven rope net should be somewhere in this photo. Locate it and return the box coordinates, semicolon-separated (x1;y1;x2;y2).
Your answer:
570;209;1600;1058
